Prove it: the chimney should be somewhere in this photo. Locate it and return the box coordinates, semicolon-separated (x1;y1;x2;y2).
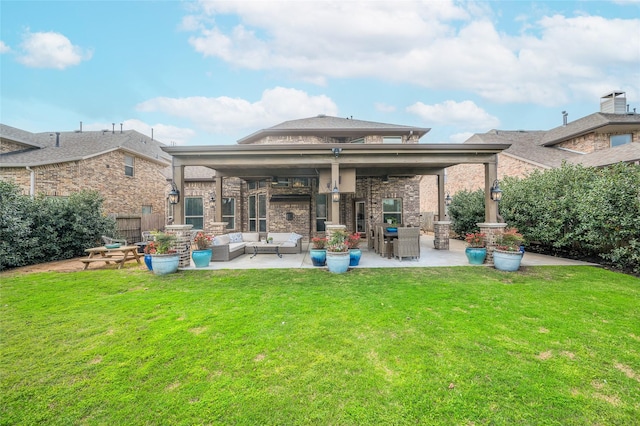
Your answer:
562;111;568;126
600;91;627;114
55;132;60;147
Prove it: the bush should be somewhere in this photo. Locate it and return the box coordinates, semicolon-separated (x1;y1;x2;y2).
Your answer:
0;181;116;270
447;189;485;236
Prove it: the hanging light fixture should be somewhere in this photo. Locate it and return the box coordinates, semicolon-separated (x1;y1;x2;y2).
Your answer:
332;181;340;203
168;182;180;205
490;179;503;202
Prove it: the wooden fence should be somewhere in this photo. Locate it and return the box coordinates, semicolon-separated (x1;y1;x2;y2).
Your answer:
114;214;165;244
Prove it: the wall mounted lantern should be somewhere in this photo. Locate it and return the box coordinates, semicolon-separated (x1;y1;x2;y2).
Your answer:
490;179;503;202
332;147;342;158
445;192;452;206
332;181;340;203
168;182;180;205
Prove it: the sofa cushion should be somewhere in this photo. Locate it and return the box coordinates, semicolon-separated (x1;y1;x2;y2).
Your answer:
268;232;294;244
280;242;296;248
213;234;230;245
242;232;260;242
229;242;246;252
228;232;243;243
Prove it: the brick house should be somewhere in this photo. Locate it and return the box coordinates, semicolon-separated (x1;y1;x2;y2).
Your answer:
421;91;640;215
0;123;172;230
164;115;510;243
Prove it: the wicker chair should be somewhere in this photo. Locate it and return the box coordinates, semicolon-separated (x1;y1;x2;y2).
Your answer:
393;227;420;261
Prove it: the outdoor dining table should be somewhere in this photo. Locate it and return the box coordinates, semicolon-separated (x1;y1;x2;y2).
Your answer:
81;245;142;270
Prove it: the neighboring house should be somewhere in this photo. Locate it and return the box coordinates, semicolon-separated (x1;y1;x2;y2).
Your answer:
164;115;509;242
0;124;172;236
421;91;640;215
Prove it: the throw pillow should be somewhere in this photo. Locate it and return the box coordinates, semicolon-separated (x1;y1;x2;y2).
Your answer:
229;232;243;243
287;233;302;243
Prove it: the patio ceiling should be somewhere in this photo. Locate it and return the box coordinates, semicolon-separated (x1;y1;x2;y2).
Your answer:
162;143;511;179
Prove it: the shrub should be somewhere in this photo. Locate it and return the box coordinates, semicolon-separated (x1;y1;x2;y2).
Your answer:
448;189;485;237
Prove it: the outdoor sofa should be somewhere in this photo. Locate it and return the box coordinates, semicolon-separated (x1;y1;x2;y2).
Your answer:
211;232;304;261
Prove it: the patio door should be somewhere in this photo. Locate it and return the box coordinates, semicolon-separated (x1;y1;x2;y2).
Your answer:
355;200;366;236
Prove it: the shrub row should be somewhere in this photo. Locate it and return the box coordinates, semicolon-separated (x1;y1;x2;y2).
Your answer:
448;163;640;274
0;180;116;271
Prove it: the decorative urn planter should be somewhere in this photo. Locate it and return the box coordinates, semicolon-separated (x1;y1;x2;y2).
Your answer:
151;254;180;275
465;247;487;265
326;251;350;274
192;249;212;268
349;248;362;266
493;250;523;272
310;249;327;266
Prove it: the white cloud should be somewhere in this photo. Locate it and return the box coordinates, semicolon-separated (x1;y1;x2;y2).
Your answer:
16;31;92;69
0;41;10;54
407;100;500;131
184;1;640;106
375;102;396;113
136;87;338;135
83;120;196;146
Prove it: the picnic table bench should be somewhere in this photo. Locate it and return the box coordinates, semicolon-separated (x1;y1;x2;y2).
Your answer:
81;245;141;270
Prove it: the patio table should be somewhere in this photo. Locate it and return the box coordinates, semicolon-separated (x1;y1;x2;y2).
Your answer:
248;242;283;259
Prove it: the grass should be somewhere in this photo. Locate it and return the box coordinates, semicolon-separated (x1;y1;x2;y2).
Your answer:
1;266;639;425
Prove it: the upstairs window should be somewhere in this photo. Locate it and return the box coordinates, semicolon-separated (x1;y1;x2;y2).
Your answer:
610;134;632;147
124;155;135;177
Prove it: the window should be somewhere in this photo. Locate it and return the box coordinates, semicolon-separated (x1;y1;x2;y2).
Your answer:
248;181;257;190
316;194;327;232
383;198;402;224
272;178;289;187
351;138;364;144
222;197;235;229
142;205;152;215
185;197;204;230
611;134;632;147
292;178;310;187
248;194;267;232
124;155;135;177
382;136;402;144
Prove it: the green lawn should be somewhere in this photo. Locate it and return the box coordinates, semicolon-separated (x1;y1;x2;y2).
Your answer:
1;266;639;425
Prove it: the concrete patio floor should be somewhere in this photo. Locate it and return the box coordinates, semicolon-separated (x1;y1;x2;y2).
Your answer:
182;234;595;270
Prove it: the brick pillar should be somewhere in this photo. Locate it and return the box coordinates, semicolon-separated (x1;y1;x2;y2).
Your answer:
326;223;346;242
210;222;228;237
477;222;507;264
166;224;194;268
433;221;451;250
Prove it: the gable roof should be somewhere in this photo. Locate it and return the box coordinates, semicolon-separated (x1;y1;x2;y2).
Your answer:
567;142;640;167
0;125;171;167
237;115;430;144
541;112;640;146
0;123;45;149
466;130;579;168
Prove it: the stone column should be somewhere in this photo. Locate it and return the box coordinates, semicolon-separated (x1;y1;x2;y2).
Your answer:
166;224;194;268
210;222;228;236
326;223;346;241
433;221;451;250
477;222;507;264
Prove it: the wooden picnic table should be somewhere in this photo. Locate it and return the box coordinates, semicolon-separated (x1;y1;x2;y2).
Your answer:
81;245;141;270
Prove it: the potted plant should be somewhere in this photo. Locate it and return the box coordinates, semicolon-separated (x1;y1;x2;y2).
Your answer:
310;236;328;266
267;236;274;244
325;229;350;273
150;232;179;275
347;232;362;266
192;231;213;268
493;228;525;271
464;232;487;265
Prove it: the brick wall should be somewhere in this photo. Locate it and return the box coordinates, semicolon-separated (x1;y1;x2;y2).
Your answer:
0;140;30;154
0;150;168;218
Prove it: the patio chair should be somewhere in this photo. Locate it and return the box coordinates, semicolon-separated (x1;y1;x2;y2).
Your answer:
378;225;391;257
393;227;420;261
101;235;127;246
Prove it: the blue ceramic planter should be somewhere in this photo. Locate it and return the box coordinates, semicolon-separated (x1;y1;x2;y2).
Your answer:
144;254;153;271
465;247;487;265
493;250;523;272
349;249;362;266
192;249;212;268
151;254;179;275
310;249;327;266
326;251;350;274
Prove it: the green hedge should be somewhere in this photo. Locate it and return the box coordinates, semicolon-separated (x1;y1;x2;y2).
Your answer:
0;180;116;271
449;163;640;274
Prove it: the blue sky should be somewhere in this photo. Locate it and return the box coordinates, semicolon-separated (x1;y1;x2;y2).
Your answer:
1;0;639;146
